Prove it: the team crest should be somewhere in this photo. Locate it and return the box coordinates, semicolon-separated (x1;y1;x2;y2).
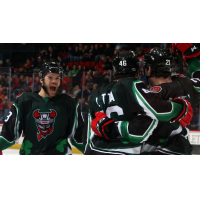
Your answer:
150;86;162;93
33;109;57;141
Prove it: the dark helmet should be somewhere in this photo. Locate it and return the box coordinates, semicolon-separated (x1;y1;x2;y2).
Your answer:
144;47;173;73
39;62;63;80
112;51;139;76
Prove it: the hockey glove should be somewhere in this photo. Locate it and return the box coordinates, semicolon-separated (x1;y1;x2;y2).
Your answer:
172;43;200;59
91;112;115;140
0;151;2;155
170;98;193;127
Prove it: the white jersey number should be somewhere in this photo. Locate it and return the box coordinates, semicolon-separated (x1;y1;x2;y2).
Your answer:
106;105;124;118
5;111;12;122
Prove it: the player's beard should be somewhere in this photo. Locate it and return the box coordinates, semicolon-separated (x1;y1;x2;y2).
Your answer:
42;81;60;97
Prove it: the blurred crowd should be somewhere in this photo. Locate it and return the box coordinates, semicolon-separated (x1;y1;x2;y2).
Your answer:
0;43;198;126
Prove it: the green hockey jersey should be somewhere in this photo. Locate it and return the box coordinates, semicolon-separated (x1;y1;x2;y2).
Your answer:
84;76;185;155
0;92;84;155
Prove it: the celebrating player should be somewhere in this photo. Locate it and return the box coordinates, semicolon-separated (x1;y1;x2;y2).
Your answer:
0;62;84;155
83;50;193;155
90;44;200;155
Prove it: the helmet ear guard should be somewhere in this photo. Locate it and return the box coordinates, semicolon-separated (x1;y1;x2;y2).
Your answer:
39;62;63;80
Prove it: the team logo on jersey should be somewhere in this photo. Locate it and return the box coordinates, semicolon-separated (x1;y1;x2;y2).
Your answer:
150;86;162;93
33;109;57;141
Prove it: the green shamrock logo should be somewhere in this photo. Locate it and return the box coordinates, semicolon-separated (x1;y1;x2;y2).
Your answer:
21;140;33;155
56;139;67;153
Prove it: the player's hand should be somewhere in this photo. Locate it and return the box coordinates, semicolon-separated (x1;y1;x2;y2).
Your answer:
172;43;200;59
170;98;193;127
91;112;115;140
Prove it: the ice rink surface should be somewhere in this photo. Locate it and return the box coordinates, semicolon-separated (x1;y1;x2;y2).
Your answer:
3;149;19;155
2;149;81;155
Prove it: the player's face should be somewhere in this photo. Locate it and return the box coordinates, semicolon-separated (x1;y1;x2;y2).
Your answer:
42;73;61;97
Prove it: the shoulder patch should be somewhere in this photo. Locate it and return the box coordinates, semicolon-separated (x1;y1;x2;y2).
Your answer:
176;74;185;78
150;86;162;93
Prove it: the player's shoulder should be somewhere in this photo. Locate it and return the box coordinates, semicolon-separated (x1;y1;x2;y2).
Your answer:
57;93;77;102
16;92;35;101
171;74;188;80
117;77;143;87
91;81;116;98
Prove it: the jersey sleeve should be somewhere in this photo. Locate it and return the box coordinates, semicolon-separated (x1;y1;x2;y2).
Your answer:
132;80;182;121
0;101;23;151
187;57;200;92
115;114;158;144
69;103;85;153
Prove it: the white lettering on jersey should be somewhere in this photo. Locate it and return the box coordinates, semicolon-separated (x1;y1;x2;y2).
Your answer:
96;97;101;107
5;111;12;122
102;93;106;104
108;91;115;103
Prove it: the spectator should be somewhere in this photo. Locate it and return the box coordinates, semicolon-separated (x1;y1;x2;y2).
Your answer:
30;56;38;69
34;76;40;91
48;45;57;61
101;55;112;70
0;75;6;87
92;83;98;91
93;44;102;62
22;59;32;70
57;55;66;69
4;59;15;74
36;56;43;69
0;99;9;121
64;65;72;76
74;46;82;62
82;45;90;61
4;76;14;100
91;71;102;85
73;85;81;98
103;43;113;57
23;76;31;89
0;86;6;99
66;46;74;62
17;67;27;76
74;65;83;85
15;74;25;95
83;84;92;99
71;64;79;76
88;44;95;60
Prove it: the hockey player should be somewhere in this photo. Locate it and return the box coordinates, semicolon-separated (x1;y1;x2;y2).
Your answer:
91;44;200;155
84;51;193;155
0;62;84;155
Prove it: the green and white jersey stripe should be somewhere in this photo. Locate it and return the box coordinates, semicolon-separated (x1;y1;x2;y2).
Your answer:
117;118;158;144
84;112;95;154
132;80;181;121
